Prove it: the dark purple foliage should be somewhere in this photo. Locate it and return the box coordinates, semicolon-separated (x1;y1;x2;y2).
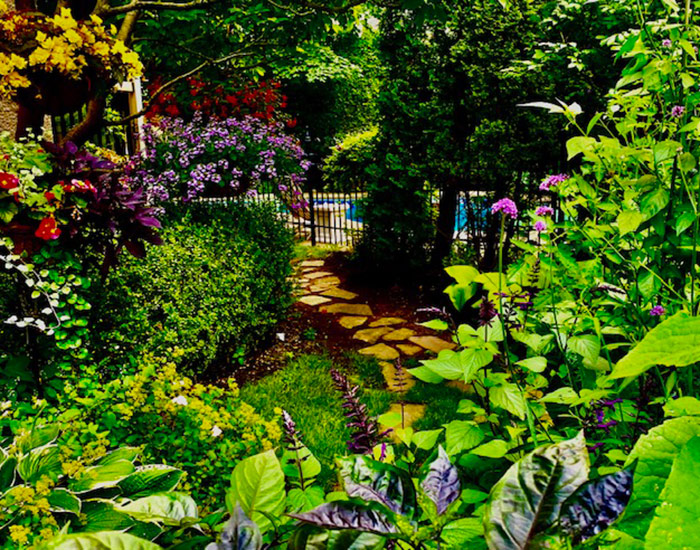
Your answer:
208;504;262;550
421;447;461;515
330;369;388;454
290;502;397;535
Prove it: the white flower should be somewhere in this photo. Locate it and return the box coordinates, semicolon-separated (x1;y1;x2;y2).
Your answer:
171;395;188;406
276;332;286;342
211;425;223;437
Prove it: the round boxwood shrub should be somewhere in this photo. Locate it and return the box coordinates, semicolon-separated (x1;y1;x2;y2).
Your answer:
91;201;294;378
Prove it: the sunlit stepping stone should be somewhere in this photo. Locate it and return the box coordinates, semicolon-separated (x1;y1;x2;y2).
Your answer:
313;276;341;286
301;260;325;267
358;343;399;361
321;287;359;300
383;328;416;341
338;316;367;329
369;317;406;327
305;271;334;280
408;335;456;354
396;343;423;356
321;303;373;316
380;403;426;438
353;327;393;344
299;295;331;306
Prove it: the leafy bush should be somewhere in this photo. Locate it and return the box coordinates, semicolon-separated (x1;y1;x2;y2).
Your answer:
322;126;379;191
89;201;293;378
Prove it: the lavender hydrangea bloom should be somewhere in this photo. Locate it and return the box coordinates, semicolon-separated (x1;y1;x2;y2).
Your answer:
491;198;518;219
540;173;570;191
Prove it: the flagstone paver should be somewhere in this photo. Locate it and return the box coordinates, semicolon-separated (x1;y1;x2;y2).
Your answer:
358;343;399;360
309;282;339;293
396;343;423;357
380;403;426;436
305;271;334;280
300;260;325;267
369;317;406;327
383;327;417;341
380;361;415;392
321;303;373;316
408;335;455;354
320;287;359;300
298;295;332;306
338;316;367;329
313;276;342;286
353;327;393;344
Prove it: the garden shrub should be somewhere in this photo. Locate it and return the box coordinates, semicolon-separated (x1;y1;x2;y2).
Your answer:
322;126;379;191
91;201;294;378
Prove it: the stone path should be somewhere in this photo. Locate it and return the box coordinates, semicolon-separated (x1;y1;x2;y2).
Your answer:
296;258;456;432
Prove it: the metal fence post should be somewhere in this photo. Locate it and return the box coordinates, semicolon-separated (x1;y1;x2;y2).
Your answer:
308;187;316;246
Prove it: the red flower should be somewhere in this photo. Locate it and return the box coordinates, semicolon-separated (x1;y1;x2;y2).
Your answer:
0;172;19;191
165;104;181;117
287;118;297;128
44;191;56;201
35;217;61;240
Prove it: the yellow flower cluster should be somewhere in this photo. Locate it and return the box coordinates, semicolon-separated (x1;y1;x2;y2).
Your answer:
0;8;143;100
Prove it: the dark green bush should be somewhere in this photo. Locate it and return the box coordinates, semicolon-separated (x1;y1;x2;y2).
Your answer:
90;201;294;378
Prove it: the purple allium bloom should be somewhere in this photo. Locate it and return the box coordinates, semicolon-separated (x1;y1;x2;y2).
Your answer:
491;198;518;219
540;173;570;191
662;39;672;47
534;220;547;233
650;305;666;316
535;206;554;216
671;105;685;118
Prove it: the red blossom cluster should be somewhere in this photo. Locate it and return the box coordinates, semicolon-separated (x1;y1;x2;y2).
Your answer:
145;76;296;127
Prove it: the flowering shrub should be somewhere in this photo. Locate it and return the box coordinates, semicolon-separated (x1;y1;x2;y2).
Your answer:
146;76;290;123
0;8;142;101
130;114;310;203
55;352;282;511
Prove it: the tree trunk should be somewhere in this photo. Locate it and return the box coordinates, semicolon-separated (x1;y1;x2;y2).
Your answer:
59;93;106;147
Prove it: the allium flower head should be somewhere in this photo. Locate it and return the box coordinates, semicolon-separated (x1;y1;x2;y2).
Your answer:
534;220;547;233
491;198;518;219
535;206;554;217
650;305;665;317
540;173;570;191
671;105;685;118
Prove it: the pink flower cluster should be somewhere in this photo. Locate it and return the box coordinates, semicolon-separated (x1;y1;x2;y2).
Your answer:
491;198;518;219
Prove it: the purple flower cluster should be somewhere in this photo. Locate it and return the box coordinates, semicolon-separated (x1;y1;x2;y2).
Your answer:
132;113;309;203
535;206;554;216
491;198;518;219
540;173;570;191
650;305;665;317
534;220;547;233
671;105;685;118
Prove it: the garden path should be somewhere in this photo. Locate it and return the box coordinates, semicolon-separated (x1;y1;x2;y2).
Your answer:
296;258;456;431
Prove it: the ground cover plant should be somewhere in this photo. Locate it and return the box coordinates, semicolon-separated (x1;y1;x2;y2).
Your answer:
4;0;700;549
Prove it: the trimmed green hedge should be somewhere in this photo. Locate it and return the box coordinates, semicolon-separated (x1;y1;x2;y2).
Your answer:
91;201;294;378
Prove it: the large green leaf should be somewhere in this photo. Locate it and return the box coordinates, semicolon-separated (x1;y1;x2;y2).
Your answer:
489;383;527;420
618;417;700;540
70;460;136;493
444;420;484;455
42;531;162;550
17;445;62;483
118;493;198;525
118;465;183;498
281;444;321;483
226;450;285;533
610;312;700;379
644;437;700;549
442;517;485;549
483;433;589;550
420;348;493;383
47;489;82;515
